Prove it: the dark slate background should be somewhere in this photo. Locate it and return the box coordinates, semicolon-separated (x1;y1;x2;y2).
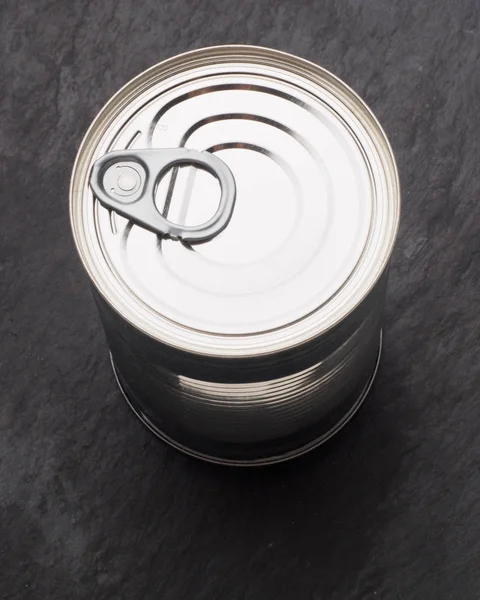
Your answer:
1;1;479;598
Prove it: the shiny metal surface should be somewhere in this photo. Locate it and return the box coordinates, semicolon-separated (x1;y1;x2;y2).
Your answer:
94;70;374;337
90;148;237;243
70;46;400;464
96;277;384;464
110;333;382;466
71;46;399;355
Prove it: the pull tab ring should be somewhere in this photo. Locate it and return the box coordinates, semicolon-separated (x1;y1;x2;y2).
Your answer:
89;148;236;243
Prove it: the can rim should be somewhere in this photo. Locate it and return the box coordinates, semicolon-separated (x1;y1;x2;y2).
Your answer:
70;45;400;358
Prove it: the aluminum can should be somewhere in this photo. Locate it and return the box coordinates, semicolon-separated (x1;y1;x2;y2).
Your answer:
70;46;400;465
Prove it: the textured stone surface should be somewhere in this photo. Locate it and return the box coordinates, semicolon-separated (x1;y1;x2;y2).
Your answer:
1;1;479;598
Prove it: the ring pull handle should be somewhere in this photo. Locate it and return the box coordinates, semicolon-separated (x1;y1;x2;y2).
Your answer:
89;148;236;244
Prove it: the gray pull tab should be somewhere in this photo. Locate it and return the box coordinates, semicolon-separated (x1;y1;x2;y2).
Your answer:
89;148;236;243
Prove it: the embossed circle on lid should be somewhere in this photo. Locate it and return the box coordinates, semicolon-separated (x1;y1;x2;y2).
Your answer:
70;46;400;355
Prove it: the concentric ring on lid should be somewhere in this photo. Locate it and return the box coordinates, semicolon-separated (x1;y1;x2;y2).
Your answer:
70;46;400;357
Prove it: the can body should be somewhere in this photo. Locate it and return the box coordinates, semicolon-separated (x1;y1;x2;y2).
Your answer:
70;46;400;465
95;273;386;464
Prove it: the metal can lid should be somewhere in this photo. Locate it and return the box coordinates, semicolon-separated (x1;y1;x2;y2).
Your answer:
70;46;400;357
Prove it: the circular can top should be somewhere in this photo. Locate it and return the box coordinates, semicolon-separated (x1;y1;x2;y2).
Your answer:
70;46;400;357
